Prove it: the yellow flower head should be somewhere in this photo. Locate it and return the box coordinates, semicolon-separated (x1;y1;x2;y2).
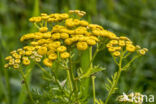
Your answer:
57;46;67;52
113;51;120;57
39;27;48;33
139;49;146;55
119;40;125;46
77;42;88;51
23;59;30;65
15;59;21;64
51;33;60;40
60;52;70;59
48;53;57;60
43;58;52;67
60;33;69;39
87;39;96;46
35;58;41;62
37;47;47;55
110;40;118;45
126;45;136;52
5;56;12;60
65;38;73;45
25;51;33;56
108;47;116;52
13;64;20;69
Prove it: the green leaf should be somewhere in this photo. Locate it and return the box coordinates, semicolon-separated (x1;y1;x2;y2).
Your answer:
79;65;105;79
95;98;104;104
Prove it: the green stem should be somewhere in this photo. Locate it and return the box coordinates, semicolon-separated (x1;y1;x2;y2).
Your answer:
66;70;73;91
105;50;124;104
89;47;97;104
68;50;79;102
17;66;33;104
19;69;35;104
36;63;67;98
122;55;139;70
92;76;96;104
34;23;40;29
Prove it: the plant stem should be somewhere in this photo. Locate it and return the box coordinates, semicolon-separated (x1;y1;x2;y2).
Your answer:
89;47;97;104
19;69;35;104
92;76;96;104
104;51;124;104
66;70;73;91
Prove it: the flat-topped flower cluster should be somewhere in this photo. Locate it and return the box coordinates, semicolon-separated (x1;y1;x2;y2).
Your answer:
4;10;147;69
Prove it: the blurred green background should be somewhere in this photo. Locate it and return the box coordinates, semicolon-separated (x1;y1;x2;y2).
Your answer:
0;0;156;104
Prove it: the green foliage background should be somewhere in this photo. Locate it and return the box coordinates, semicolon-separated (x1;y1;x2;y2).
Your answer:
0;0;156;103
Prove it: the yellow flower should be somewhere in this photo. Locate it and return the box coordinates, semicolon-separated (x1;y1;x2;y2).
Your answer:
119;40;125;46
126;45;136;52
60;52;70;59
19;50;25;55
73;19;80;26
89;36;99;42
119;36;129;41
35;58;41;62
22;56;28;60
51;41;61;48
39;27;48;33
4;64;9;68
80;20;88;26
31;42;38;46
57;46;67;52
136;45;141;50
15;59;21;64
47;50;56;55
12;53;18;58
126;41;133;45
86;39;96;45
106;43;112;48
23;59;30;65
9;59;14;65
65;38;73;45
65;18;75;27
41;15;49;20
60;13;69;19
143;48;148;52
51;33;60;40
13;64;19;69
113;51;120;57
92;30;101;36
5;56;12;60
108;47;116;52
110;40;118;45
25;51;33;56
48;53;57;60
29;17;35;22
43;58;52;67
37;47;47;55
42;32;51;38
139;49;146;55
60;33;69;39
34;17;42;22
114;47;121;51
77;42;88;51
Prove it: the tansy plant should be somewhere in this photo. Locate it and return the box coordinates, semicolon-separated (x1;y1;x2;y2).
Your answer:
4;10;148;104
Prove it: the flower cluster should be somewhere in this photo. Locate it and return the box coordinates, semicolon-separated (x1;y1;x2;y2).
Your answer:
106;37;148;57
4;10;147;69
4;47;42;69
116;92;144;104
